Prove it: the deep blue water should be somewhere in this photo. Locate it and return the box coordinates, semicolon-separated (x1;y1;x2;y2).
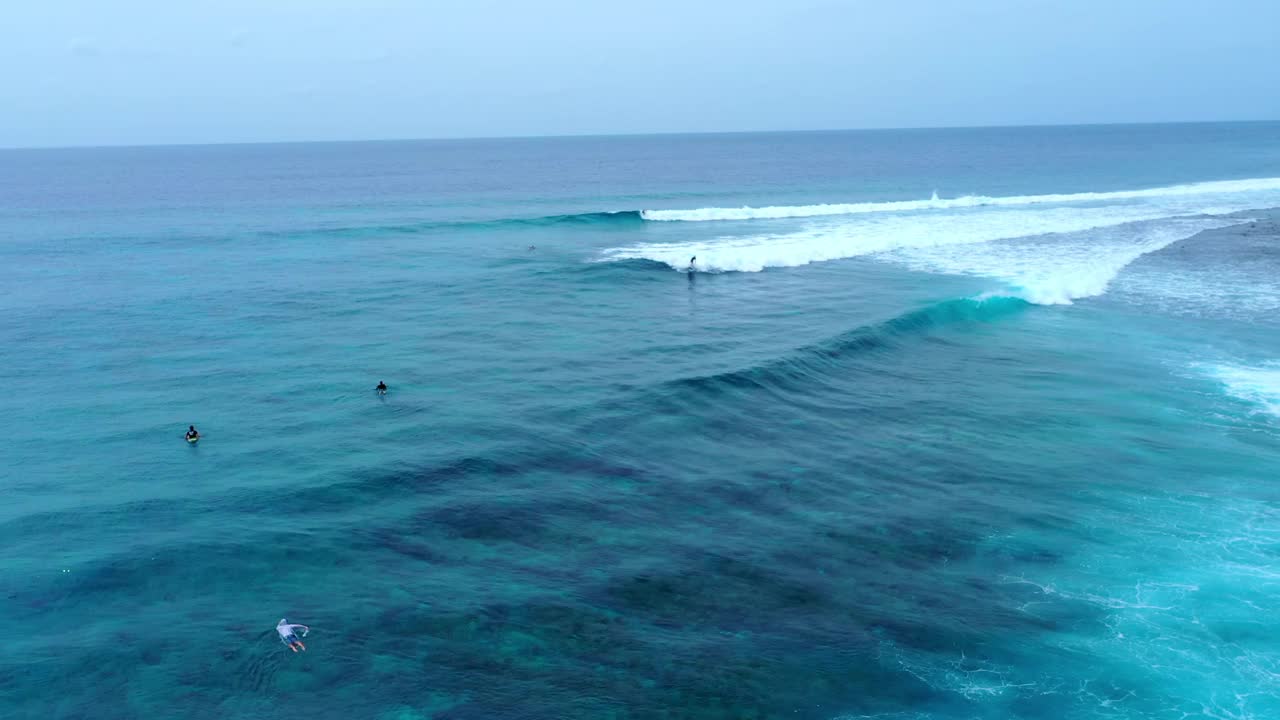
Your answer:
3;123;1280;720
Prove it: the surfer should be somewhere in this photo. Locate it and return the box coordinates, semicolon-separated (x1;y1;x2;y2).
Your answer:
687;256;697;272
376;381;387;394
185;425;200;442
276;618;309;652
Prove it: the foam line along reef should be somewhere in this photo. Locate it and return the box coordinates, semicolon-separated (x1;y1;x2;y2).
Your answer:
637;177;1280;222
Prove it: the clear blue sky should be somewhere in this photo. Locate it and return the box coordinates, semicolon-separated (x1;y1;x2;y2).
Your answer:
3;0;1278;148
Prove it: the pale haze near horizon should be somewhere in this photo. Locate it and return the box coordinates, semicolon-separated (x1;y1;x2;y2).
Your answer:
2;0;1278;148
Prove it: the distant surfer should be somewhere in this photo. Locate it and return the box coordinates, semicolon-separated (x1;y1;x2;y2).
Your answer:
276;618;309;652
185;425;200;443
528;245;536;251
687;256;697;273
376;381;387;394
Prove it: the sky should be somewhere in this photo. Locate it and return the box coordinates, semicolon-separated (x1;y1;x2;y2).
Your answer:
2;0;1279;148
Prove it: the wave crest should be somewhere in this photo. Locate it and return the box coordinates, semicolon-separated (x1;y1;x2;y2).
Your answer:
889;217;1245;305
1205;363;1280;418
671;295;1029;396
639;177;1280;222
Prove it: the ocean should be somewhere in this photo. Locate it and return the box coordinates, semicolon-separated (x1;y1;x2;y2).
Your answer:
2;122;1280;720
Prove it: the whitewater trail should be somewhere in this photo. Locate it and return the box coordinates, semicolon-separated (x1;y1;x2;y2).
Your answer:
889;217;1246;305
605;177;1280;305
602;207;1247;290
1205;364;1280;418
621;207;1178;271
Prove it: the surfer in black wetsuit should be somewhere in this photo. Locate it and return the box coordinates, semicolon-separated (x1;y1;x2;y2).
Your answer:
185;425;199;441
376;381;387;394
687;256;697;272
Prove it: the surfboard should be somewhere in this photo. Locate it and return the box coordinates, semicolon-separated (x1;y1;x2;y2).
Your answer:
186;435;200;444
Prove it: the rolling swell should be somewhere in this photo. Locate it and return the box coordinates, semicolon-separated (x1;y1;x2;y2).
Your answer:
200;174;1280;242
671;295;1030;396
262;209;645;239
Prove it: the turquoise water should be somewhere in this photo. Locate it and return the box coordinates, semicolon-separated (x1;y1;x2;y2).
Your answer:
3;123;1280;719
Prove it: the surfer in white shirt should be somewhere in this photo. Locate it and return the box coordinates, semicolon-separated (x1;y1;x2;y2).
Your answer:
276;619;309;652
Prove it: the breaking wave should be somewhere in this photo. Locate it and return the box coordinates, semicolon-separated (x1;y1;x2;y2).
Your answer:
638;177;1280;222
1205;363;1280;418
603;175;1280;305
669;295;1030;396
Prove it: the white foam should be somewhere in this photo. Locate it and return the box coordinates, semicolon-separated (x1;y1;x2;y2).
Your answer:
606;174;1280;305
639;177;1280;222
1109;245;1280;322
1205;364;1280;418
605;204;1245;281
888;217;1243;305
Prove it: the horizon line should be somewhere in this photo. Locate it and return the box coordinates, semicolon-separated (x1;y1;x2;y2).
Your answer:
3;117;1277;152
